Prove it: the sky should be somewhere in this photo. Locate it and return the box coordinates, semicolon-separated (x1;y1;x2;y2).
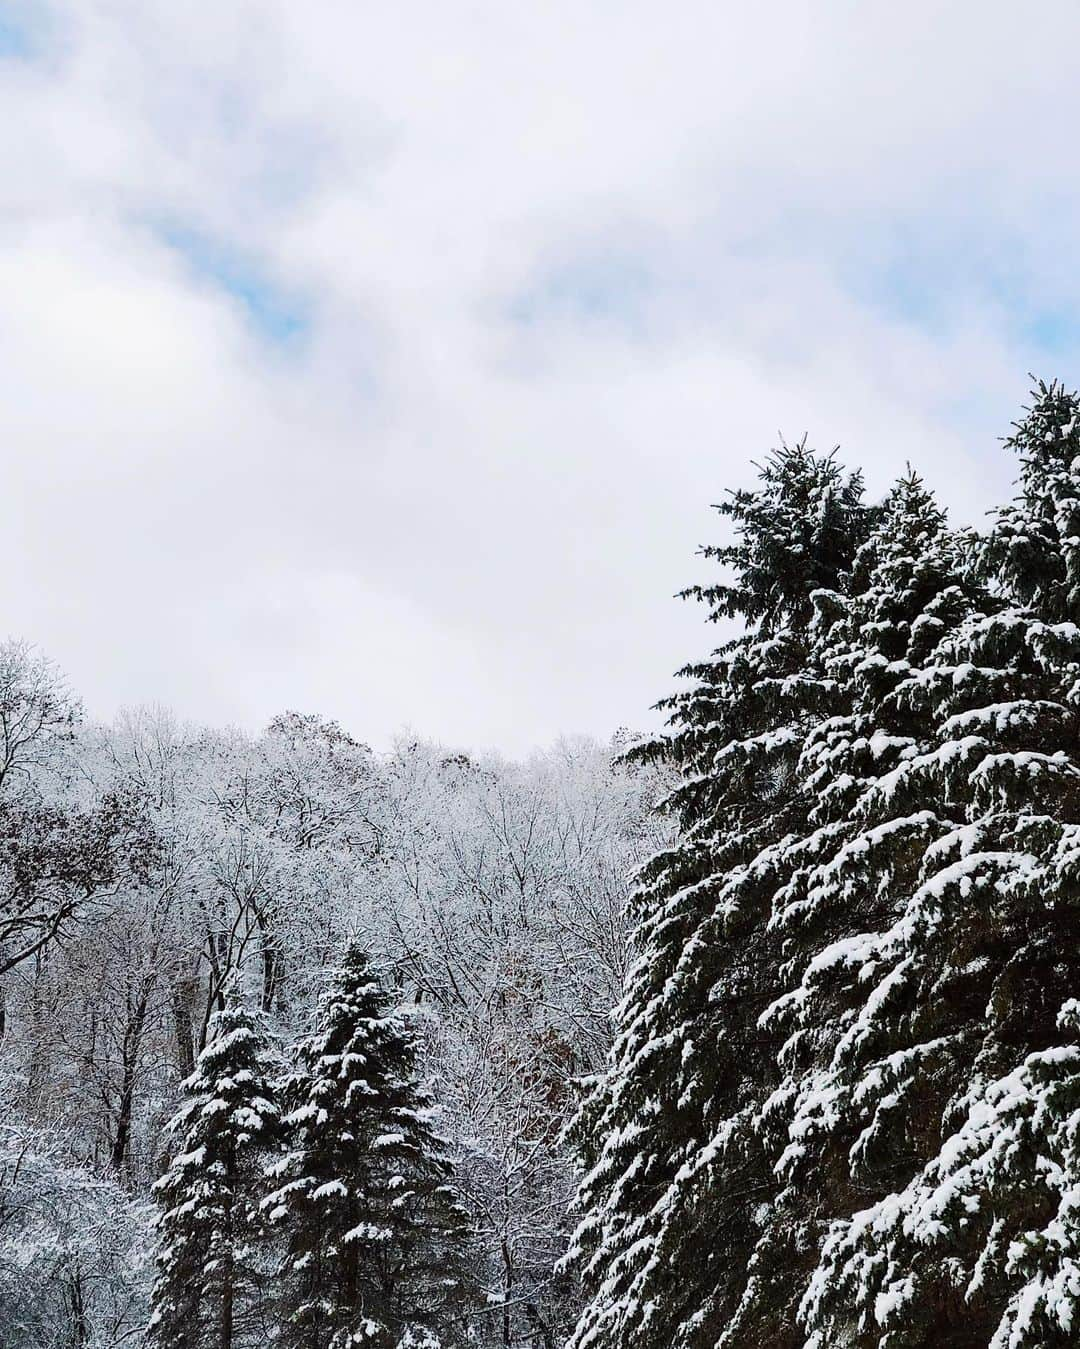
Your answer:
3;2;1080;754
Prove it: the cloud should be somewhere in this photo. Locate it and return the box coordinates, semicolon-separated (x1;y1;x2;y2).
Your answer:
0;0;1078;752
149;220;309;344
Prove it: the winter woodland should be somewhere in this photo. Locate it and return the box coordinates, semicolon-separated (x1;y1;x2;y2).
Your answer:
7;381;1080;1348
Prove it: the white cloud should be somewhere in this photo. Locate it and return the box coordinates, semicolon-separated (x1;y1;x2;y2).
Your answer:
0;1;1077;752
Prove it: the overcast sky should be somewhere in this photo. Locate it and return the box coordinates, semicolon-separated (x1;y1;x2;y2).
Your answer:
3;2;1080;753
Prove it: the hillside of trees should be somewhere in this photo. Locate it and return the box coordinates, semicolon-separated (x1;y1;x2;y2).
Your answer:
8;381;1080;1347
0;658;668;1346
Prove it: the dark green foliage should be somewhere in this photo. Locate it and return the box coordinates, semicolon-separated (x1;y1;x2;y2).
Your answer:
752;471;994;1343
568;383;1080;1349
565;442;873;1349
149;1000;280;1349
985;379;1080;620
266;943;474;1349
799;384;1080;1346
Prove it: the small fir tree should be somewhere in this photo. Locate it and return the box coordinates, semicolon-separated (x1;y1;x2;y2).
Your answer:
266;943;473;1349
149;999;280;1349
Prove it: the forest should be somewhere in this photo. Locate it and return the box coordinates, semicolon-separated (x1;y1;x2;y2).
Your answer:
8;380;1080;1349
0;661;668;1346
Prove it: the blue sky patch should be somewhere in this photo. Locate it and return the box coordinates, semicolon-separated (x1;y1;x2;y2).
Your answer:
815;214;1080;362
0;1;41;58
154;221;308;345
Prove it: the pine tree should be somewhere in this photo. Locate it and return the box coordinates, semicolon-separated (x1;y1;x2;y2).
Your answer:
563;443;872;1349
149;999;280;1349
265;943;473;1349
797;383;1080;1347
733;471;992;1340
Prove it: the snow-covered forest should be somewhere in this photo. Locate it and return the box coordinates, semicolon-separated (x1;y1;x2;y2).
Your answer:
0;660;669;1346
9;380;1080;1348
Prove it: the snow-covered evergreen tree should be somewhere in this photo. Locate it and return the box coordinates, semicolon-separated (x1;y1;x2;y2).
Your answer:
564;443;872;1349
149;999;280;1349
265;942;473;1349
726;471;991;1338
797;382;1080;1346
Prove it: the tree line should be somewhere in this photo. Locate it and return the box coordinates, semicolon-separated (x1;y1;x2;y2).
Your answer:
7;379;1080;1347
0;647;666;1346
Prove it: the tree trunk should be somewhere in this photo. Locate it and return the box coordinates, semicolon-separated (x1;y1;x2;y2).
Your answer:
261;942;278;1014
255;906;282;1014
27;946;50;1101
221;1172;235;1349
171;975;197;1078
111;979;153;1175
501;1239;514;1349
70;1264;88;1347
220;1247;234;1349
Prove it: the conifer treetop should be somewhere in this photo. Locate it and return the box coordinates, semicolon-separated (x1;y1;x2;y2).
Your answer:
267;941;473;1349
989;378;1080;620
682;439;870;635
